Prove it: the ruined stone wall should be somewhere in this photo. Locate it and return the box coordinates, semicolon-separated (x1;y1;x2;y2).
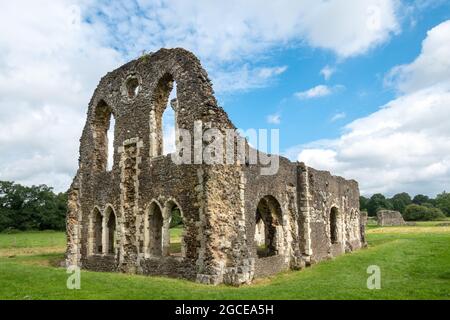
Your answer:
66;48;365;286
302;165;363;263
377;210;405;226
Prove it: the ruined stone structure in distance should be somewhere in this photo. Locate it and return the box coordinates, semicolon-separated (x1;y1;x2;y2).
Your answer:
65;48;366;285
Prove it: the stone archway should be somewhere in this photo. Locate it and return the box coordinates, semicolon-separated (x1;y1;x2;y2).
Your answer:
255;195;283;258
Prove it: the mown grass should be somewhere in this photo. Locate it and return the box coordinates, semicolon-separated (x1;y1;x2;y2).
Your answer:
0;223;449;300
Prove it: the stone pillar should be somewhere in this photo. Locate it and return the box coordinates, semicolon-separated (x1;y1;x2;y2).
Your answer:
297;164;313;262
118;137;143;273
65;177;82;267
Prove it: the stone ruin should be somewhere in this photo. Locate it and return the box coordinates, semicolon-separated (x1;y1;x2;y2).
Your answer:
376;210;405;226
65;48;366;285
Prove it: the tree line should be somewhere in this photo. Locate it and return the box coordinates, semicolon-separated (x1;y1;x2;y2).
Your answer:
360;192;450;221
0;181;67;232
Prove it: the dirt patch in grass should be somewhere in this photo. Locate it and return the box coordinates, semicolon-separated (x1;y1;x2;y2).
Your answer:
0;246;65;258
368;226;450;234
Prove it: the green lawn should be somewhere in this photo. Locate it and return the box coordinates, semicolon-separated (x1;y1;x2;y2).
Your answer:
0;223;449;300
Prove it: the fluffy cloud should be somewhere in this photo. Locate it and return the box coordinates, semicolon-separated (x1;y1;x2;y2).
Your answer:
87;0;399;60
212;65;288;93
295;85;345;100
292;21;450;196
384;20;450;93
330;112;346;122
320;65;336;81
295;85;332;99
267;113;281;125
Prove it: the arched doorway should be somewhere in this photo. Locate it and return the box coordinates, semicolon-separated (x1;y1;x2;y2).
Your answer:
104;206;117;255
330;207;339;244
254;195;283;258
147;201;164;257
165;200;184;257
91;208;103;255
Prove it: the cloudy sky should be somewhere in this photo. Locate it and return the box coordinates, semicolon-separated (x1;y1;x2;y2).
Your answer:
0;0;449;196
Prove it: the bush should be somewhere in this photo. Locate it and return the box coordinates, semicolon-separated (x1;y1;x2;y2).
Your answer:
403;204;446;221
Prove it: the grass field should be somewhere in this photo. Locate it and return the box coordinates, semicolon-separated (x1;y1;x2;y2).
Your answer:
0;222;449;300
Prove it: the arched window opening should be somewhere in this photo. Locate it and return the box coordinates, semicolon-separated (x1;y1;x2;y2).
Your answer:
255;195;282;258
107;116;115;171
330;207;339;244
126;77;140;99
254;214;266;250
105;207;117;255
93;100;115;171
147;202;164;256
92;208;103;255
150;74;178;157
166;200;183;257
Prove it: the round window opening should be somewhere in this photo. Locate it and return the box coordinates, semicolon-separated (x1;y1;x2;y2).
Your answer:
126;77;140;99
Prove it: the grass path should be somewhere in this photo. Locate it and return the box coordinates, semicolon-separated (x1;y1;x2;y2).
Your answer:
0;224;449;300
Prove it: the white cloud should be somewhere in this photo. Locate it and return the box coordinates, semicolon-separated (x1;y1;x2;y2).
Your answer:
91;0;400;60
291;20;450;196
331;112;346;122
295;85;333;99
212;65;288;93
267;113;281;125
384;20;450;93
320;65;336;81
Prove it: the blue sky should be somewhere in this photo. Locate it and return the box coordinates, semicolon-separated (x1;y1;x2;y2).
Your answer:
0;0;449;197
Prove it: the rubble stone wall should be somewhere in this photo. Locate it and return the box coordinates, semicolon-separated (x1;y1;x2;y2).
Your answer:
377;210;405;226
65;48;365;285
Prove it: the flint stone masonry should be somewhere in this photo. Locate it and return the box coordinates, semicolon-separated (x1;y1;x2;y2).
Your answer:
377;210;406;226
65;48;366;285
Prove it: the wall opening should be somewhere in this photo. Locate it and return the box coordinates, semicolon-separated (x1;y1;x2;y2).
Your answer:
106;116;115;171
330;207;339;244
148;202;163;256
254;215;266;249
105;207;117;255
92;208;103;255
255;195;282;258
126;77;140;99
150;74;177;157
93;100;115;171
166;200;183;257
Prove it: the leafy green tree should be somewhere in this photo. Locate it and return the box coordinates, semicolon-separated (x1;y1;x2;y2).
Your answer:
403;204;446;221
169;208;183;228
366;193;393;216
0;181;67;232
359;196;369;212
390;192;412;214
435;191;450;216
412;194;430;205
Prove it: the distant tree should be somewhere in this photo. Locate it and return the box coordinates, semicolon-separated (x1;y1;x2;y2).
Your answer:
169;208;183;228
359;196;369;212
403;204;446;221
0;181;67;232
412;194;430;205
390;192;412;214
435;191;450;216
366;193;393;216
